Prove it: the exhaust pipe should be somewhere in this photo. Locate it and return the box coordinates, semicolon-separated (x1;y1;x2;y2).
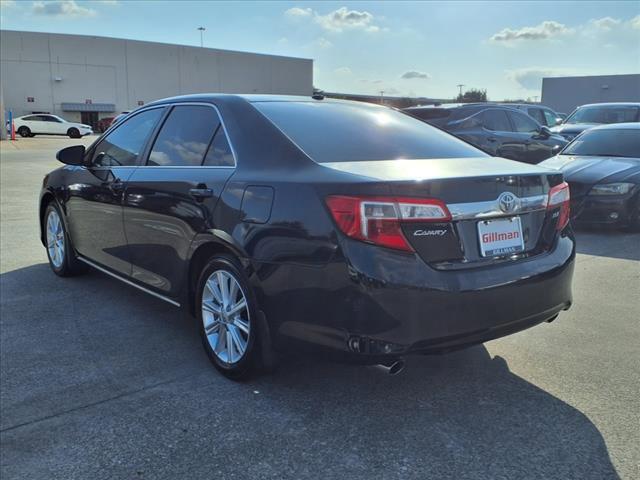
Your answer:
373;359;406;376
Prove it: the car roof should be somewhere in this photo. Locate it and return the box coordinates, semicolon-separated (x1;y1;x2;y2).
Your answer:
144;93;363;106
577;102;640;108
588;122;640;131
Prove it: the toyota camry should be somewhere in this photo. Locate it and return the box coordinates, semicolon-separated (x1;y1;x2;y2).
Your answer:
40;94;575;378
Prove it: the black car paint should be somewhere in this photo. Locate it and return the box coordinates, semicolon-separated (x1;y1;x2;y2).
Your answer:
404;105;567;164
541;155;640;226
551;103;640;141
40;95;575;363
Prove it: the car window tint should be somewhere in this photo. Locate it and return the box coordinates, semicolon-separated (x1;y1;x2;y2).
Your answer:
542;109;557;127
92;108;164;167
562;129;640;157
481;110;511;131
566;106;640;124
528;108;545;125
148;105;220;166
203;127;235;166
23;116;38;121
254;101;484;163
510;111;539;133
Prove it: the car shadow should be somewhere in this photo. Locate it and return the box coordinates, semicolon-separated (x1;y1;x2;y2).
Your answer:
574;227;639;261
0;263;621;479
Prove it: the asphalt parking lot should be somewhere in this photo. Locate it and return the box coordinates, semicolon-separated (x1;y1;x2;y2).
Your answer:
1;136;638;480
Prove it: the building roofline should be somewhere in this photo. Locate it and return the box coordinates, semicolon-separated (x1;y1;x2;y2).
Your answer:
0;29;313;62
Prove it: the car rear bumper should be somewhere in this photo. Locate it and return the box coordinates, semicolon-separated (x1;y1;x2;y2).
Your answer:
256;233;575;363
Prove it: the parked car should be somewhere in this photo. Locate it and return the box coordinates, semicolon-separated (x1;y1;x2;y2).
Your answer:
503;103;563;127
540;123;639;230
96;117;115;133
12;114;93;138
404;104;568;163
551;102;640;141
40;95;575;379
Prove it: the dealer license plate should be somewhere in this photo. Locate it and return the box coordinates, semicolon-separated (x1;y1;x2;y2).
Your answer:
477;217;524;257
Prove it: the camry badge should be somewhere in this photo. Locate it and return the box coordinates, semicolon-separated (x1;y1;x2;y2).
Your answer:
498;192;519;214
414;229;447;237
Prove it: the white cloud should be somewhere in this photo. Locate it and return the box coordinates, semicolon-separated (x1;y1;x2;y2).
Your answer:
491;21;572;43
630;15;640;30
277;37;288;45
32;0;96;17
315;7;381;33
334;67;352;75
285;7;312;18
1;0;17;8
401;71;431;80
591;17;622;30
507;67;575;91
315;37;332;48
285;6;384;33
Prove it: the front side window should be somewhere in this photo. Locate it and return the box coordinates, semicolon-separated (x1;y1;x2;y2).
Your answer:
562;129;640;158
253;101;484;163
203;127;235;166
481;110;511;132
148;105;220;166
527;108;545;125
510;111;539;133
92;108;164;167
542;109;558;127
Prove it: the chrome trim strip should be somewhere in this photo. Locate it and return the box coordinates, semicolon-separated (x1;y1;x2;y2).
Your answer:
77;256;181;307
448;194;548;220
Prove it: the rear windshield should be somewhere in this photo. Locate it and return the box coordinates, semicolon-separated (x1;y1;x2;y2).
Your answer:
562;129;640;158
253;101;485;163
565;105;640;125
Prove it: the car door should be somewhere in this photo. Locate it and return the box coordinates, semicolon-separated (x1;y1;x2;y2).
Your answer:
29;115;48;134
475;109;525;159
65;107;165;276
527;107;547;126
508;110;552;164
123;103;236;298
45;115;67;134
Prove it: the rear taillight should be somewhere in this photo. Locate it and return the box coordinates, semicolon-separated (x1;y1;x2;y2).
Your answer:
547;181;570;231
325;195;451;252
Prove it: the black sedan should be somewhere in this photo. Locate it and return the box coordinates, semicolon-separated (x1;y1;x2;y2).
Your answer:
404;104;567;164
540;123;640;230
40;94;575;379
551;102;640;141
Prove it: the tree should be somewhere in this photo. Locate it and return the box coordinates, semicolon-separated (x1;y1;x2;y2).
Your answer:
455;88;487;103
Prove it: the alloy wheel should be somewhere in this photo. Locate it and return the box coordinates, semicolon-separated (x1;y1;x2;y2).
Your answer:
46;210;65;269
201;270;250;364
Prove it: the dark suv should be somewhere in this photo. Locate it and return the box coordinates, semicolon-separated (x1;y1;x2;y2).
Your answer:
404;104;568;164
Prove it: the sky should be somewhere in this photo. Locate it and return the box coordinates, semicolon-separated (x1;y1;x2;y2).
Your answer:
1;0;639;100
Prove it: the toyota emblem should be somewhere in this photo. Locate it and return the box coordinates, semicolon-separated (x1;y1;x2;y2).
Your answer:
498;192;519;213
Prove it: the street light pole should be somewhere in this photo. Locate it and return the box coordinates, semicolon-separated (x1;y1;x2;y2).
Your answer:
456;84;465;98
197;27;206;47
379;90;385;104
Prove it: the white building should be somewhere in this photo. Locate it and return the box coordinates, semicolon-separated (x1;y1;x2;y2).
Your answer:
541;74;640;114
0;30;313;130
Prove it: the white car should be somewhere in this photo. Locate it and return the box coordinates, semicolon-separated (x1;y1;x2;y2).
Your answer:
11;114;93;138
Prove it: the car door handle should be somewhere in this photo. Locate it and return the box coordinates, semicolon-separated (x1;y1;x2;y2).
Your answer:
189;187;214;199
487;137;497;143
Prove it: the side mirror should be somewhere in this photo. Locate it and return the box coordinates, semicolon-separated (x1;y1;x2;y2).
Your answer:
56;145;86;165
555;117;563;126
539;126;552;138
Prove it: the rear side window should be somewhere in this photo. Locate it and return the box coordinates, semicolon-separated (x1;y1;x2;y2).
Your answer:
148;105;220;167
510;111;539;133
254;101;484;163
203;127;235;166
481;110;511;131
92;108;164;167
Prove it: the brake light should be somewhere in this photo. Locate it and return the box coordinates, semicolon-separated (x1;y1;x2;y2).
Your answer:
547;182;570;231
325;195;451;252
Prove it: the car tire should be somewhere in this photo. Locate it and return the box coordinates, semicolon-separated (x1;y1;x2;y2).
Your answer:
17;126;31;138
196;254;263;380
44;203;86;277
625;202;640;232
67;128;81;139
